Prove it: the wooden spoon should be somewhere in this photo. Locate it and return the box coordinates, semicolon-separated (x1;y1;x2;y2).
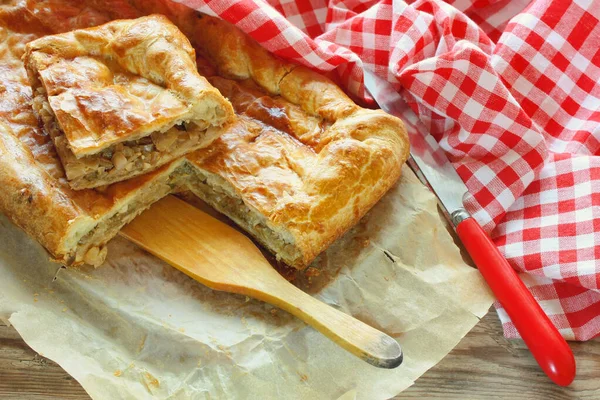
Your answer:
119;195;403;368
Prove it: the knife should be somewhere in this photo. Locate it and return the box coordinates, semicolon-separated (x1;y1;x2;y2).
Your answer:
364;71;576;386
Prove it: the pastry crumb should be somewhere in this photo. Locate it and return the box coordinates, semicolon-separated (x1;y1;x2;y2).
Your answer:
114;369;122;377
138;335;147;352
144;372;160;388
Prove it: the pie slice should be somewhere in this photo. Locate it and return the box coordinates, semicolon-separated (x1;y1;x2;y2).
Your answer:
23;14;235;189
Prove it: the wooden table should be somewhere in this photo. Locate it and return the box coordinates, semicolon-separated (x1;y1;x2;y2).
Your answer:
1;308;599;399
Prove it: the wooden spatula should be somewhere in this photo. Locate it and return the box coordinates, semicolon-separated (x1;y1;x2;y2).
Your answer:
119;195;402;368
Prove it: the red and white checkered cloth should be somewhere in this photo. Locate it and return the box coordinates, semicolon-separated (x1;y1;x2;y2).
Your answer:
181;0;600;341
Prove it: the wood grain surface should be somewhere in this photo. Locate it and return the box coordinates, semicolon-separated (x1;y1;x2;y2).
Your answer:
1;307;599;399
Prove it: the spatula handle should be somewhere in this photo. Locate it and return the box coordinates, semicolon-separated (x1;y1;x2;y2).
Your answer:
250;281;403;369
121;196;402;369
455;214;576;386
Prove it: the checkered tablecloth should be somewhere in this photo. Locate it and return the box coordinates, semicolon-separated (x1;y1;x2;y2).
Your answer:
183;0;600;341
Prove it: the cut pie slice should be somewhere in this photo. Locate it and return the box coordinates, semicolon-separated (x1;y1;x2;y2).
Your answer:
23;14;235;189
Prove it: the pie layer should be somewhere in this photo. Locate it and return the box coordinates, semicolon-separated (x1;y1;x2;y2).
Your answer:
23;15;234;189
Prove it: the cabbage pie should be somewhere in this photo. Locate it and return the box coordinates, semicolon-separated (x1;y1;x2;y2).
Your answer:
0;2;409;269
23;15;235;189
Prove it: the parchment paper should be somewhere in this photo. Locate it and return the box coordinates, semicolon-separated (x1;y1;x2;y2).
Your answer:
0;166;494;400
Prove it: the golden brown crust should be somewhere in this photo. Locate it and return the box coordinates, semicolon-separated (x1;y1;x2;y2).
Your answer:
23;14;234;155
23;14;222;120
182;16;409;268
0;3;409;269
187;13;295;95
0;122;82;261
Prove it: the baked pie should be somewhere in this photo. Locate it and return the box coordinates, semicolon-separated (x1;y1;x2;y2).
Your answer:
23;15;235;189
0;2;409;269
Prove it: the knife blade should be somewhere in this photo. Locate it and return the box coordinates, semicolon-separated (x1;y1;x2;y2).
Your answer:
364;70;576;386
364;71;468;222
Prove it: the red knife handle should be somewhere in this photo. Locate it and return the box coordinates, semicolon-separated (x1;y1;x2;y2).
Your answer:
455;215;576;386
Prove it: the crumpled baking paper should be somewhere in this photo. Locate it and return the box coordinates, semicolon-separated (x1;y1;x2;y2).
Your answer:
0;166;493;400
